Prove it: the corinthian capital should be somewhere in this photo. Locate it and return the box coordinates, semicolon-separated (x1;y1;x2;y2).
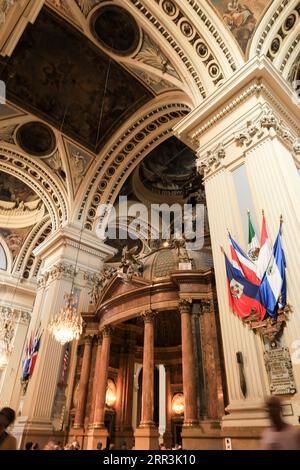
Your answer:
140;309;157;323
178;298;192;314
197;143;225;178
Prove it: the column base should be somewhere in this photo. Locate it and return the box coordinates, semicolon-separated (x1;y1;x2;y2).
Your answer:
13;417;64;450
85;426;109;450
114;428;134;450
69;427;86;449
181;422;222;450
134;425;159;450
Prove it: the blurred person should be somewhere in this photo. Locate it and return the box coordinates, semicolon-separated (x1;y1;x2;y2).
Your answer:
25;441;33;450
0;407;17;450
120;442;128;450
43;440;56;450
96;442;103;450
31;442;39;450
261;396;300;450
109;443;115;450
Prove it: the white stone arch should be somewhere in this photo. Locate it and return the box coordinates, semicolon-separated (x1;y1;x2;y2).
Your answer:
13;215;52;279
249;0;300;75
74;91;192;228
0;146;69;230
0;235;12;273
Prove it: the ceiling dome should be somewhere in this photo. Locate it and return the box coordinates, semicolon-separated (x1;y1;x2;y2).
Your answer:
141;244;213;281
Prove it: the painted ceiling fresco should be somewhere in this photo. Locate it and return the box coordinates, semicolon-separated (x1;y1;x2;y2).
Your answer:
0;7;153;152
0;172;38;204
209;0;270;52
139;136;201;198
0;173;40;260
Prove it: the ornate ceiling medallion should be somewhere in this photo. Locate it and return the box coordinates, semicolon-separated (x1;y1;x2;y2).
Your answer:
91;5;140;56
16;121;56;157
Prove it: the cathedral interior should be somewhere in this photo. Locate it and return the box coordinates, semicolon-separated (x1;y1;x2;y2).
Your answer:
0;0;300;451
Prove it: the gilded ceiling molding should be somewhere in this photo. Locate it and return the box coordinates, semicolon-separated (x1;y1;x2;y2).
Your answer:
14;217;52;280
250;0;299;66
0;147;69;229
0;0;44;57
280;33;300;75
81;108;189;229
180;0;240;71
129;0;207;98
76;100;190;226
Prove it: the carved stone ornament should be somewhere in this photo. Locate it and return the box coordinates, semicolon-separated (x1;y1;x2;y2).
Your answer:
243;305;292;347
197;143;225;178
87;265;117;305
140;309;157;323
38;262;77;287
119;245;143;281
234;105;297;150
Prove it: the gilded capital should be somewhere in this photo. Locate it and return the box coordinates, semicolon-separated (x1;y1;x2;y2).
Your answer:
178;298;192;314
101;325;113;338
140;309;157;323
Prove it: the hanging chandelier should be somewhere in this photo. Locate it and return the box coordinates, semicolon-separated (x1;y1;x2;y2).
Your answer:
48;293;83;345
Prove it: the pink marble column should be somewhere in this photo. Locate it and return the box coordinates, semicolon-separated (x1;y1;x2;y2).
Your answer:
89;334;102;425
140;309;156;426
73;335;92;428
94;326;112;428
179;299;198;426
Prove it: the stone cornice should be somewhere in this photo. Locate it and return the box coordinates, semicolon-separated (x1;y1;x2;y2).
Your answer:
174;56;300;148
33;223;116;261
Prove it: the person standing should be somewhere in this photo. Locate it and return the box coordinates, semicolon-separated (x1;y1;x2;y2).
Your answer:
0;407;17;450
261;396;300;450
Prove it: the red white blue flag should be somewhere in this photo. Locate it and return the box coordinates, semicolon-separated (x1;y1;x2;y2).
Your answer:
28;332;42;378
225;253;266;320
229;233;260;285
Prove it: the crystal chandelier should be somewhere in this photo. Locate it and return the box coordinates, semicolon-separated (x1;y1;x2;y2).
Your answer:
48;293;83;345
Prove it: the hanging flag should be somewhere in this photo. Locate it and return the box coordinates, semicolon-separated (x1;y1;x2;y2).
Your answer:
247;212;260;261
225;252;266;320
256;212;272;280
258;227;286;317
60;344;70;385
21;335;32;382
229;233;260;285
28;332;42;378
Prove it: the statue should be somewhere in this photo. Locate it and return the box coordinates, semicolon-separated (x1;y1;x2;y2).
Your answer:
172;237;192;263
88;266;116;305
119;245;143;279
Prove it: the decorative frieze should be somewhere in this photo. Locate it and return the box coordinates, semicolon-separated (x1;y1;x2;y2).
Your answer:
37;262;77;288
234;105;298;152
197;143;225;178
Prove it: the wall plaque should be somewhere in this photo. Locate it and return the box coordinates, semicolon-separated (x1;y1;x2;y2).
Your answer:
264;347;296;395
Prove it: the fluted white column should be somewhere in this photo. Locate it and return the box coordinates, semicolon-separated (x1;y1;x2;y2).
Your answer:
246;136;300;398
205;169;268;418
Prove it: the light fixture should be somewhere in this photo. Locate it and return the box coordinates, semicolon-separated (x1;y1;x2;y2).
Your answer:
105;378;117;407
48;292;83;345
172;393;185;415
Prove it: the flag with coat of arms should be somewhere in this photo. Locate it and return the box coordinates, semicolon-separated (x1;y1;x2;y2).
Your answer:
225;212;286;321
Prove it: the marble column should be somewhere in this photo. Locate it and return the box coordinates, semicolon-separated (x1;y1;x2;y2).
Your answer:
179;299;198;427
134;309;159;450
73;335;93;429
89;334;102;425
94;326;112;428
86;326;113;449
163;365;173;448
